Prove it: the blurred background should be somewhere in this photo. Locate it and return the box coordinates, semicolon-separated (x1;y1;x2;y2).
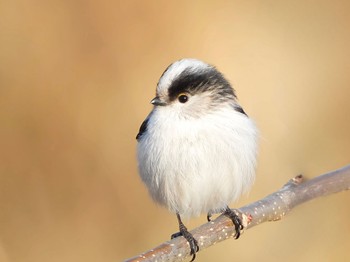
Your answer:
1;1;350;261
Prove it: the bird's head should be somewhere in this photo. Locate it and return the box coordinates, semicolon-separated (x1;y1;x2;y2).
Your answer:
151;59;238;118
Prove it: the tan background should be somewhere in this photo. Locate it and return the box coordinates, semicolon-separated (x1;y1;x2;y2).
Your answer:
1;1;350;261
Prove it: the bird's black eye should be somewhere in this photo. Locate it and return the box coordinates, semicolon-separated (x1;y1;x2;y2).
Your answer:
178;93;188;103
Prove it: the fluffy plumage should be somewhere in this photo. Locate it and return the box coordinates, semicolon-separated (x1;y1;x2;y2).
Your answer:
136;58;258;218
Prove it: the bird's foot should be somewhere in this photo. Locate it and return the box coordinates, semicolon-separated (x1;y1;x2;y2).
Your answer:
172;214;199;262
171;229;198;262
223;207;244;239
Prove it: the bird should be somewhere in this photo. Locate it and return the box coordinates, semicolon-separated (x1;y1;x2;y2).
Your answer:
136;58;258;261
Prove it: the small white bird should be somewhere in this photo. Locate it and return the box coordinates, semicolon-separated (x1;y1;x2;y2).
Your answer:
136;58;258;261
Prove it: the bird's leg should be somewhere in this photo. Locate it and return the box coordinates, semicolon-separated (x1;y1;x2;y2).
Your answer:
207;211;212;222
223;206;244;239
171;213;199;262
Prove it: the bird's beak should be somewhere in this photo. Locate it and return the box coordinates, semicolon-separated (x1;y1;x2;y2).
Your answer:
151;97;166;106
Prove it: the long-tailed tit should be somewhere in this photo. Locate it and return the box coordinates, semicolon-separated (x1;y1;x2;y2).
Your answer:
136;58;258;261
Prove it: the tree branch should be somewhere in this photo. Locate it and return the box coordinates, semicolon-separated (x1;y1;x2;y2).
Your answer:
125;164;350;262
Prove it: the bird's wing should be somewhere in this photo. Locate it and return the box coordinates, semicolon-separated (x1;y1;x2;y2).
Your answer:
233;104;248;116
136;113;151;140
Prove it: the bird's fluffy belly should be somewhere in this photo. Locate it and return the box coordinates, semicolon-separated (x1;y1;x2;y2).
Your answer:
137;109;257;218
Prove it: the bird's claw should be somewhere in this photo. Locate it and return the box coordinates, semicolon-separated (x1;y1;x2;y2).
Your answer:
171;230;199;261
207;212;212;222
223;207;244;239
172;213;199;261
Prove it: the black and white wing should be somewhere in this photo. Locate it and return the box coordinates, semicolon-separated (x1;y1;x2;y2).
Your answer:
136;114;151;141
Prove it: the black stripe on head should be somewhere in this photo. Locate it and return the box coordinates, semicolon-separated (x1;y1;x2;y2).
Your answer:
167;67;236;101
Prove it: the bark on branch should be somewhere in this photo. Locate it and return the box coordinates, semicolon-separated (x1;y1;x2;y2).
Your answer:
125;164;350;262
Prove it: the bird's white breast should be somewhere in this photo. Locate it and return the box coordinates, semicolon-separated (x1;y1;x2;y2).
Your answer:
137;106;258;218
